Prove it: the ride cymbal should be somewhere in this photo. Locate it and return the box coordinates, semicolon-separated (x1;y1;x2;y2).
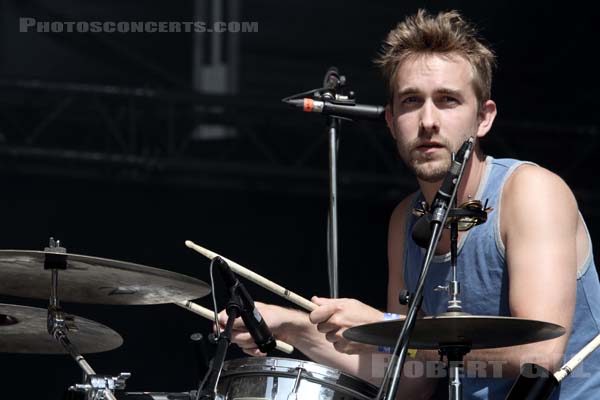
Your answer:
343;313;565;350
0;250;210;305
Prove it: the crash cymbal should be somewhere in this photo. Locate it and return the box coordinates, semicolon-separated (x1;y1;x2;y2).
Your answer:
0;250;210;305
343;313;565;350
0;303;123;354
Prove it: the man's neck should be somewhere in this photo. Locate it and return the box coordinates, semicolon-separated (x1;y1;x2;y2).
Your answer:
417;150;487;206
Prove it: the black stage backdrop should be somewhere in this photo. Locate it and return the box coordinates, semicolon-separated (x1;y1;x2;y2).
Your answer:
0;1;598;398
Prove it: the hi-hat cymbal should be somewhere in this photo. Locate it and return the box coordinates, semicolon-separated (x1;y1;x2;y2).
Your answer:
0;250;210;305
0;304;123;354
343;313;565;350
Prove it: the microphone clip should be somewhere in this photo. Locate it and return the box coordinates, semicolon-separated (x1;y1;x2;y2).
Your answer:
413;198;492;232
283;67;354;106
320;66;346;100
313;89;356;106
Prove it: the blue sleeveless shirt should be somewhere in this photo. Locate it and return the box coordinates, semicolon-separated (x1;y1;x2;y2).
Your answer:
403;157;600;399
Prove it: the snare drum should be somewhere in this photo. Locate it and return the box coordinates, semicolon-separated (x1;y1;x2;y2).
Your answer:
215;357;377;400
120;392;194;399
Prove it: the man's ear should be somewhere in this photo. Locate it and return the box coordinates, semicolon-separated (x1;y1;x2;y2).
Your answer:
476;100;497;139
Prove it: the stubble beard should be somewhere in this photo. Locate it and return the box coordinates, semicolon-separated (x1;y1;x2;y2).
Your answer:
410;152;452;183
400;133;474;183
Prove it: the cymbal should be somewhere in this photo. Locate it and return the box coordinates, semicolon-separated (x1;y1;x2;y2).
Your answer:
343;313;565;350
0;250;210;305
0;303;123;354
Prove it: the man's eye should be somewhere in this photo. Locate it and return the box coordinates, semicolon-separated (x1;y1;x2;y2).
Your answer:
441;96;459;104
402;96;419;104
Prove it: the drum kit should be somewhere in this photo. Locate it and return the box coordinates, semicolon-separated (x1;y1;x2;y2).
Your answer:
0;235;575;400
1;68;596;400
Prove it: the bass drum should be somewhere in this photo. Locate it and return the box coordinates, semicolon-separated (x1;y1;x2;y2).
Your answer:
215;357;378;400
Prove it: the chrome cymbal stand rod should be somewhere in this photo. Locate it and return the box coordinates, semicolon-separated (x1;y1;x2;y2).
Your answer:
448;211;462;311
44;238;130;400
433;163;463;313
440;345;471;400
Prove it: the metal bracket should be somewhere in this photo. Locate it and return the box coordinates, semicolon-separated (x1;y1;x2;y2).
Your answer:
69;373;131;400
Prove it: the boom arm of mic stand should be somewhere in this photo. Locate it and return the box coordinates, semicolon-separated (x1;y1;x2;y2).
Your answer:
375;221;445;400
376;147;471;400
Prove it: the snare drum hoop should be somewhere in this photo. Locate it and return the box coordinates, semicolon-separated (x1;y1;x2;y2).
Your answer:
219;357;378;400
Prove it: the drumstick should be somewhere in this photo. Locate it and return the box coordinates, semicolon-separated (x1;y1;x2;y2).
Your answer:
185;240;317;312
176;300;295;355
554;332;600;382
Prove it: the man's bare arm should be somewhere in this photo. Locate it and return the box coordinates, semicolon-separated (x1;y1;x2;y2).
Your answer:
408;165;579;377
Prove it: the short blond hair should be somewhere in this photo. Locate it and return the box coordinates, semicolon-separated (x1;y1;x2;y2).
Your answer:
375;9;496;107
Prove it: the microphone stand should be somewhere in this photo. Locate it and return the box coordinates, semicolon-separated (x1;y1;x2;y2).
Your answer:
195;270;243;400
282;67;383;298
375;140;473;400
323;67;343;299
327;113;340;298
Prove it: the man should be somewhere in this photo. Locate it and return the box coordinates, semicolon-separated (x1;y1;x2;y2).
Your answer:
220;9;600;399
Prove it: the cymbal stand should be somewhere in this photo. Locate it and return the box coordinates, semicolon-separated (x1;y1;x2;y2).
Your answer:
440;344;471;400
435;193;492;398
434;193;463;312
44;238;130;400
448;210;462;311
434;217;470;400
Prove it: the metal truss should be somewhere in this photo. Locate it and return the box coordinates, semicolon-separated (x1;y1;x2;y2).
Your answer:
0;79;413;200
1;79;598;207
2;2;597;204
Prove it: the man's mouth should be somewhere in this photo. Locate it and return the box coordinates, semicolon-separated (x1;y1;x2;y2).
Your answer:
415;141;445;153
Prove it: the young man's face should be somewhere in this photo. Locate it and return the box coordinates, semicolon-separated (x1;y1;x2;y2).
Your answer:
385;53;493;183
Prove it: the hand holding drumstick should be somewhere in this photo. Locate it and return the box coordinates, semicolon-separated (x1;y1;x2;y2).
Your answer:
184;240;387;356
176;300;294;354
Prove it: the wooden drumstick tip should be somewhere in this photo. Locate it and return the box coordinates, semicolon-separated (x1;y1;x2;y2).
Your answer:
175;301;295;355
185;240;194;248
276;340;294;354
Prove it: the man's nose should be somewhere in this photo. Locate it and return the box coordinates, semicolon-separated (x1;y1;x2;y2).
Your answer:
419;100;440;134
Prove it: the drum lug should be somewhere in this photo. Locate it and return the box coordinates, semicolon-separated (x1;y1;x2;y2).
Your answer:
286;367;305;400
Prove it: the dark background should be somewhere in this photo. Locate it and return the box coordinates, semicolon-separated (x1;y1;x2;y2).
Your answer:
0;1;598;398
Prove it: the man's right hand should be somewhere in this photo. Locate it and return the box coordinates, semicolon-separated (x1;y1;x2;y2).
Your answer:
217;302;305;356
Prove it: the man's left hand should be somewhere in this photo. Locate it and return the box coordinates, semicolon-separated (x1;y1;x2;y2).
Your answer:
309;296;386;354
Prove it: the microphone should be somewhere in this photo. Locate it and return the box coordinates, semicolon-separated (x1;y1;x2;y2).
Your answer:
284;98;385;121
412;137;475;247
430;137;474;225
215;257;276;353
412;213;433;249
